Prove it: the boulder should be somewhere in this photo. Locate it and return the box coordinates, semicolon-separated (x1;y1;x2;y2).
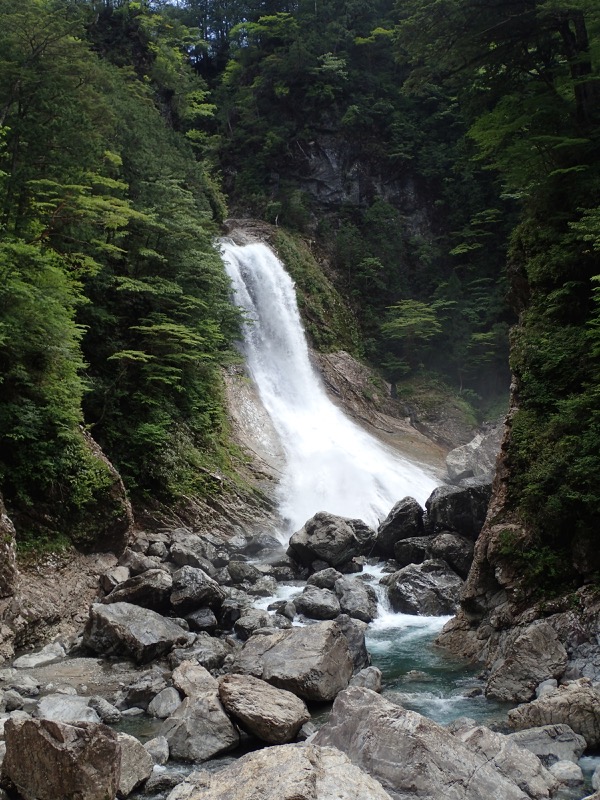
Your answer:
88;696;121;724
170;542;215;575
101;565;131;593
313;686;538;800
172;662;218;698
294;586;341;620
385;559;463;616
102;569;173;612
144;735;169;766
445;425;503;483
218;674;310;743
1;718;120;800
148;687;182;719
227;560;263;585
374;497;425;558
170;567;225;614
160;689;239;763
34;694;101;725
168;633;234;671
425;481;492;540
119;548;162;576
164;743;392;800
0;498;18;599
430;533;474;579
12;641;66;670
234;609;273;640
83;602;189;664
547;760;584;789
233;620;353;702
393;535;435;567
287;512;376;569
186;607;218;633
350;666;382;692
336;614;370;673
116;731;153;797
307;568;343;589
508;678;600;748
334;576;378;623
485;622;568;703
121;668;167;710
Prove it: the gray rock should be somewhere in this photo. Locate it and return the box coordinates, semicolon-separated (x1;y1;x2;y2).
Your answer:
234;609;273;640
0;498;18;600
393;535;435;567
2;691;23;713
171;566;225;614
246;576;278;597
1;718;120;800
508;678;600;747
536;679;558;698
144;735;169;766
218;673;310;744
83;602;189;664
425;481;492;540
446;424;503;483
119;548;162;576
385;559;463;616
307;568;343;589
186;608;218;633
6;676;39;698
485;622;568;703
34;694;101;724
172;662;218;698
12;642;66;670
430;533;474;579
234;620;353;702
374;497;425;558
295;586;341;620
334;576;378;623
170;541;215;574
227;560;263;585
164;743;392;800
169;633;234;671
350;666;382;692
287;512;376;569
336;614;370;673
548;760;584;788
506;724;586;766
122;668;168;710
593;765;600;792
313;686;537;800
116;731;153;797
148;687;182;719
102;569;173;612
160;691;239;763
100;565;130;593
88;696;121;724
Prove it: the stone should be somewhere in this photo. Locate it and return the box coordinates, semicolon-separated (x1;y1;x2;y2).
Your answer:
287;512;376;569
218;673;310;744
547;760;584;788
336;614;370;673
160;692;239;763
374;497;425;558
593;765;600;791
307;568;343;590
393;535;435;567
172;662;218;698
350;666;382;692
83;602;189;664
165;743;392;800
0;497;18;600
5;675;39;698
119;548;162;576
170;566;225;614
144;735;169;766
1;718;120;800
485;622;568;703
313;686;540;800
116;731;153;797
334;576;378;623
148;687;182;719
168;633;234;671
385;559;463;616
227;560;263;584
425;481;492;540
233;620;353;702
430;532;475;579
121;668;168;710
34;694;101;724
88;696;121;724
102;569;173;612
234;608;273;640
508;678;600;747
536;679;558;698
186;608;218;633
294;586;341;620
446;425;503;483
12;641;66;670
101;566;130;593
506;724;587;766
2;691;23;712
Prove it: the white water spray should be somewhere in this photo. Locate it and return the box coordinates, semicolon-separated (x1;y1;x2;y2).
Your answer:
220;240;438;534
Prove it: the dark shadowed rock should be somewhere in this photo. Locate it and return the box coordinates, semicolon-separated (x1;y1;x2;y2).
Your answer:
170;566;225;614
334;576;378;623
186;608;218;633
121;668;167;710
102;569;173;612
287;512;376;569
233;620;353;702
227;560;263;585
234;609;273;640
385;559;463;616
425;481;492;540
295;586;341;620
0;497;18;600
1;718;120;800
83;602;189;664
308;568;343;590
430;533;474;579
374;497;425;558
218;674;310;744
393;535;435;567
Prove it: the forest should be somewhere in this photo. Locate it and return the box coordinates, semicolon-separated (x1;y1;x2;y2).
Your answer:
0;0;599;592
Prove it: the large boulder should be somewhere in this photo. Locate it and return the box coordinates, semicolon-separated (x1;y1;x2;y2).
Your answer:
102;569;173;612
1;718;120;800
83;602;189;664
170;566;225;614
336;614;370;673
168;633;233;671
385;559;463;616
287;512;376;569
507;678;600;748
294;586;341;620
425;481;492;540
393;535;435;567
334;576;378;623
506;724;587;767
233;620;353;702
446;425;503;483
485;622;568;703
116;732;153;797
313;686;538;800
374;497;425;558
34;694;101;725
430;533;474;579
218;674;310;744
165;743;392;800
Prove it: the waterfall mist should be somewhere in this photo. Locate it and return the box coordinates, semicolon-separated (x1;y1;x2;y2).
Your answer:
220;240;439;535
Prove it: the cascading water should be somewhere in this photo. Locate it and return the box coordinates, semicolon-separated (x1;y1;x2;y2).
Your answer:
220;239;439;535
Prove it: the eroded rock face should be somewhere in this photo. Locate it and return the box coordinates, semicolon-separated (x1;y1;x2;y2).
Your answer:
1;717;120;800
374;498;425;559
166;743;392;800
83;602;189;664
313;686;535;800
385;559;463;616
218;674;310;744
233;620;353;702
0;498;18;600
287;512;376;569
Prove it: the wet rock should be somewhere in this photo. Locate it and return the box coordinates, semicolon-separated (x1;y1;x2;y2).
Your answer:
186;608;218;634
508;678;600;747
171;567;225;614
234;609;273;640
350;666;382;692
12;641;66;670
117;731;153;797
430;532;474;579
234;620;353;702
102;569;173;613
121;668;168;710
294;586;341;620
165;743;392;800
313;686;538;800
374;497;425;559
393;535;435;567
246;576;278;597
425;481;492;540
336;614;370;673
1;718;120;800
148;688;182;719
34;694;101;724
242;533;283;557
88;696;121;724
287;512;376;570
334;576;378;623
308;568;343;590
485;622;568;703
385;559;463;616
83;602;189;664
168;633;234;671
218;674;310;744
144;735;169;766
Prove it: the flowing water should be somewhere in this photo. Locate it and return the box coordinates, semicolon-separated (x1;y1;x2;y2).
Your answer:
220;240;438;535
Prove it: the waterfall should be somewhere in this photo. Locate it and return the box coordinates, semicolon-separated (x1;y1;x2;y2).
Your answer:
220;240;439;535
